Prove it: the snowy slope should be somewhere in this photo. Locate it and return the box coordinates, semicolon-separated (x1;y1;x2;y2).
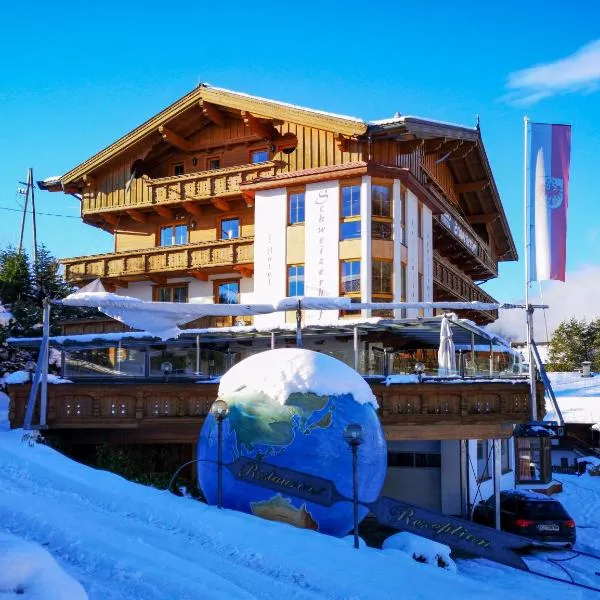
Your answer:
0;405;598;598
545;372;600;423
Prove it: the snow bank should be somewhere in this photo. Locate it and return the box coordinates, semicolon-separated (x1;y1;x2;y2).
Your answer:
382;532;457;572
2;371;72;385
3;371;30;384
218;348;378;408
0;428;560;600
0;303;13;326
0;532;87;599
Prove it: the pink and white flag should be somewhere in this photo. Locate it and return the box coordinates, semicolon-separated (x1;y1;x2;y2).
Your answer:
527;122;571;282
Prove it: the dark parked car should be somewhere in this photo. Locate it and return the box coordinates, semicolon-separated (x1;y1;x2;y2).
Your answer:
472;491;576;546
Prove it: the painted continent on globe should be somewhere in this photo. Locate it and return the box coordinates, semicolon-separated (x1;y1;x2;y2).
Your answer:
198;348;387;537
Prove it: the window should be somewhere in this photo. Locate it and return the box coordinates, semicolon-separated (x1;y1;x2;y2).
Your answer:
341;184;361;217
207;156;221;170
341;260;360;295
288;191;305;225
216;280;240;304
515;437;551;483
477;440;491;481
221;218;240;240
372;183;392;217
387;452;441;468
156;285;188;303
340;183;361;240
501;439;511;472
251;148;269;163
417;273;424;317
418;201;423;238
372;261;393;297
160;223;188;246
173;163;184;176
372;183;393;241
287;265;304;297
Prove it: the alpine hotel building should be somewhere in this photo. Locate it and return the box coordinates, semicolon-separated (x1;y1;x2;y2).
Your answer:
16;85;549;517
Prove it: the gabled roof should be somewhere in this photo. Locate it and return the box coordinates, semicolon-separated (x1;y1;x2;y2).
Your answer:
366;116;518;262
54;84;368;186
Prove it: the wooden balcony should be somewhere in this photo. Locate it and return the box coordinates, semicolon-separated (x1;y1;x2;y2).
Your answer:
433;255;498;323
62;237;254;284
7;380;543;445
433;212;498;279
82;162;281;216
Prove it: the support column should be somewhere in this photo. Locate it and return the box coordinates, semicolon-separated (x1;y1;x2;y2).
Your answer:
460;439;469;519
493;439;502;530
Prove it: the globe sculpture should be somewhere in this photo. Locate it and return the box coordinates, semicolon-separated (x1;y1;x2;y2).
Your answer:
198;348;387;536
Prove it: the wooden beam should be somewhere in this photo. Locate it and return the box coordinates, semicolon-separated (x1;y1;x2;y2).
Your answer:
189;271;208;281
233;265;254;278
423;137;447;154
182;201;202;216
112;280;129;289
211;198;230;212
104;213;120;227
149;275;168;285
200;101;226;127
242;191;255;207
467;212;497;224
82;174;96;188
102;281;116;293
158;125;191;152
397;139;423;155
456;180;489;194
242;111;278;140
127;209;148;223
154;205;174;219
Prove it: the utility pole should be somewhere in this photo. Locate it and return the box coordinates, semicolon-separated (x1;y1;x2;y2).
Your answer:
17;168;38;267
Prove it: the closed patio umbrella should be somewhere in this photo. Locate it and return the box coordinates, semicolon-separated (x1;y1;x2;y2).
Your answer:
438;315;457;376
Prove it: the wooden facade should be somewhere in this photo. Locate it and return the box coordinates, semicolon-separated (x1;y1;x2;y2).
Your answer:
8;381;545;445
42;84;517;325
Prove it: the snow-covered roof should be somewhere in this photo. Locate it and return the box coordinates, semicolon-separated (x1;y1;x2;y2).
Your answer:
206;85;365;124
368;115;478;131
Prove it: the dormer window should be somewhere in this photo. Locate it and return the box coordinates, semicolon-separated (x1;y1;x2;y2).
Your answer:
207;156;221;170
173;163;184;176
251;148;269;163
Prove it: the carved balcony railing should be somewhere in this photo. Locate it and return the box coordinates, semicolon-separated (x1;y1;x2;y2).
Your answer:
433;255;498;322
62;237;254;283
7;380;543;443
82;162;282;215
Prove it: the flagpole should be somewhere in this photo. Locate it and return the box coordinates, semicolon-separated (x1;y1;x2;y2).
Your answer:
524;116;537;421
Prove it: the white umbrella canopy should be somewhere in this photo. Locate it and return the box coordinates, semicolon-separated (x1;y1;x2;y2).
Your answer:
438;315;457;376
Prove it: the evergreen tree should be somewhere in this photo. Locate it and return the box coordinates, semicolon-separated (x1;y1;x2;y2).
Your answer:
0;244;98;376
547;318;600;371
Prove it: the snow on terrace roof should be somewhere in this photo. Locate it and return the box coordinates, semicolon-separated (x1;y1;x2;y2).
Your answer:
7;314;517;354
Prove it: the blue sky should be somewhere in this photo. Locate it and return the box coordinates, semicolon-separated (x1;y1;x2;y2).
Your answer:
1;0;599;308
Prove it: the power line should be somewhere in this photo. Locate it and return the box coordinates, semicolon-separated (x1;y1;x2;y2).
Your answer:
0;205;80;219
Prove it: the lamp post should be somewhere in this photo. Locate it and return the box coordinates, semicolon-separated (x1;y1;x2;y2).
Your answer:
160;360;173;383
414;361;425;383
343;423;364;549
24;360;37;383
210;398;230;509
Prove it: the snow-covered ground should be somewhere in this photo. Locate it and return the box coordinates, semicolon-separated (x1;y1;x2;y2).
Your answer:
545;371;600;424
1;395;599;598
